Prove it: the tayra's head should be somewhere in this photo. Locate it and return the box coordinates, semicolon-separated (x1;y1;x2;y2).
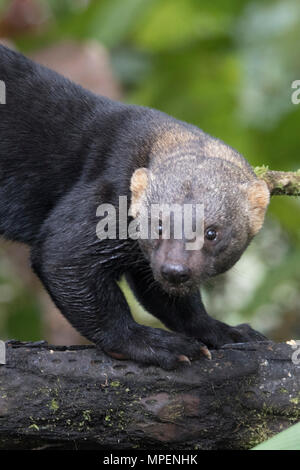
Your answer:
129;125;270;296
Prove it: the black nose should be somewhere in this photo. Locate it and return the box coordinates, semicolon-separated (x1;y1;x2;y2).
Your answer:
161;263;191;284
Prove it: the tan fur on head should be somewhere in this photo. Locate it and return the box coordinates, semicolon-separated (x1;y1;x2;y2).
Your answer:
129;167;148;217
247;180;270;235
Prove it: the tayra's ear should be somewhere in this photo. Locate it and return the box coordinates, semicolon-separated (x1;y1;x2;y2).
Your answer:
129;167;149;217
247;179;270;236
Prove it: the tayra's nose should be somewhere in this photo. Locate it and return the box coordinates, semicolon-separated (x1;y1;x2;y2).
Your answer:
161;263;191;284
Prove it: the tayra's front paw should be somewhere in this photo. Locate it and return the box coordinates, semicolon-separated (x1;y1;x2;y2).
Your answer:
229;323;267;343
101;325;211;370
202;321;267;348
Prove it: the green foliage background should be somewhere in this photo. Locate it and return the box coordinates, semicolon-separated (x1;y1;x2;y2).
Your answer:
0;0;299;341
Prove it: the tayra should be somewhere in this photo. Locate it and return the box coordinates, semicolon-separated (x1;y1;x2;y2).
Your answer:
0;45;270;369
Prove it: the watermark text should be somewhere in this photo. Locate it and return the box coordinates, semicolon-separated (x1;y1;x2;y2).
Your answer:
0;80;6;104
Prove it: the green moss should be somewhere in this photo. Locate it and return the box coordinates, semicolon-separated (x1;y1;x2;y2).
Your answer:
242;406;274;448
105;409;113;422
82;409;92;421
49;398;59;411
241;401;300;449
247;422;272;448
253;165;269;178
79;410;92;429
110;380;121;388
28;423;39;431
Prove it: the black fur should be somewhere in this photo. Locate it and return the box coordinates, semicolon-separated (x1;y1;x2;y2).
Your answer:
0;46;265;369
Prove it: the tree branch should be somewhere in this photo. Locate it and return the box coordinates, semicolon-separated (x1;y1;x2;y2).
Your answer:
254;166;300;196
0;341;299;450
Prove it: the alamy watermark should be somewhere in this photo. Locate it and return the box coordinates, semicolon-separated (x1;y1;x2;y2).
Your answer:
0;80;6;104
288;340;300;365
96;197;204;250
291;80;300;104
0;340;5;364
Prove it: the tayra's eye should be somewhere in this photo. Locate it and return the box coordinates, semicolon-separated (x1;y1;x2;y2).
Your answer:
205;228;218;241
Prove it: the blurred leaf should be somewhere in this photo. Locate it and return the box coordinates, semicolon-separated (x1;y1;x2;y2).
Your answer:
132;0;232;51
0;0;8;11
111;47;152;87
240;248;300;316
86;0;156;47
235;0;300;129
48;0;157;47
5;290;42;341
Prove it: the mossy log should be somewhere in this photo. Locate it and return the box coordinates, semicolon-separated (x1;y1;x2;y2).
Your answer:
0;340;299;450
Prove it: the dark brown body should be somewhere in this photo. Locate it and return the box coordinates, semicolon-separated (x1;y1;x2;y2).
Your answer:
0;45;269;369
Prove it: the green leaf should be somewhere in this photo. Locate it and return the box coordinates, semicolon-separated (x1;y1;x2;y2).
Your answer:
83;0;156;47
253;422;300;450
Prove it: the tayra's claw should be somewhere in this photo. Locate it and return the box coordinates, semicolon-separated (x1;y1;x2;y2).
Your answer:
177;354;191;365
200;346;212;360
